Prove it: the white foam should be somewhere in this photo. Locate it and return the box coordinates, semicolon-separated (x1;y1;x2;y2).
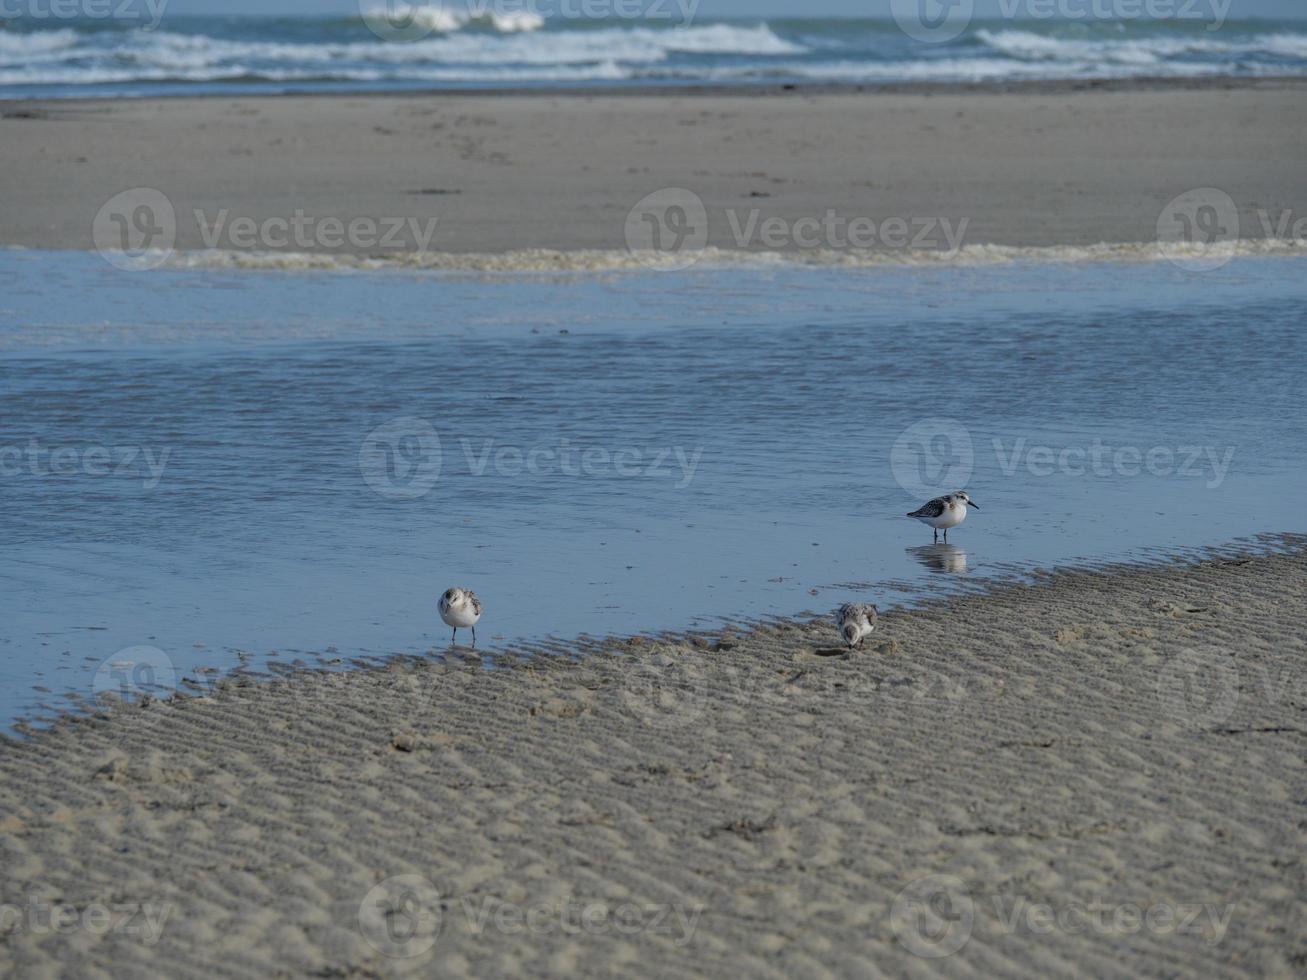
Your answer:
4;21;1305;91
361;4;545;33
161;239;1307;276
977;27;1307;64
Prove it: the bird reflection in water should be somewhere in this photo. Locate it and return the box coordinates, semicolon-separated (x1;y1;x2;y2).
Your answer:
908;543;967;574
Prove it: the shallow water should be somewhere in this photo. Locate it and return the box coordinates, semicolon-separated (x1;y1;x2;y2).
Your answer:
2;251;1305;728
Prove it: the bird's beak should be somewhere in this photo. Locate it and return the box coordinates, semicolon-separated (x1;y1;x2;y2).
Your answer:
969;501;980;509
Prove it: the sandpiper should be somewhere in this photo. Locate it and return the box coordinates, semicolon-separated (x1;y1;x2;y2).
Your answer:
835;603;878;648
439;587;482;646
907;491;979;543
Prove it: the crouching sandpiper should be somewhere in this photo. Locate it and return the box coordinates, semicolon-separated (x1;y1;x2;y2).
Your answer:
439;587;483;646
907;491;979;543
836;603;878;649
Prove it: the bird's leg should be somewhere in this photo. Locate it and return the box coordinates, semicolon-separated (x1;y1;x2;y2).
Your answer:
933;527;939;543
471;625;476;647
451;628;457;645
943;528;948;543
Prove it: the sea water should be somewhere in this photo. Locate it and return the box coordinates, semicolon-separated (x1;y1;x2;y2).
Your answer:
2;250;1305;728
1;15;1306;99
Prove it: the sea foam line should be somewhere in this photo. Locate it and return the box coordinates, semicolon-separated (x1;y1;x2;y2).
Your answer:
159;238;1307;274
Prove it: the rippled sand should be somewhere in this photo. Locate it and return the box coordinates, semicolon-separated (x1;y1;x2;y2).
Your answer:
1;547;1304;977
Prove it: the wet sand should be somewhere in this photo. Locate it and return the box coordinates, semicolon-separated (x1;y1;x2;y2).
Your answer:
2;79;1306;261
1;546;1304;977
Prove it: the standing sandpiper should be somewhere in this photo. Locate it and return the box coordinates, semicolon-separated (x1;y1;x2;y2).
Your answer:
907;491;979;543
439;587;482;646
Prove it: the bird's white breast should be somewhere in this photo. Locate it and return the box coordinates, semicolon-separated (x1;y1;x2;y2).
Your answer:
440;600;481;628
923;502;966;529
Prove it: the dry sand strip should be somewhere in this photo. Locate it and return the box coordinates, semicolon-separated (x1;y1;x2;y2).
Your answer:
2;80;1306;259
1;547;1306;978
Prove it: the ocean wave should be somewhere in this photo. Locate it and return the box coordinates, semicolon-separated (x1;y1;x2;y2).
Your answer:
636;57;1265;84
360;4;545;33
0;60;630;86
976;28;1307;64
2;18;1305;93
0;22;805;83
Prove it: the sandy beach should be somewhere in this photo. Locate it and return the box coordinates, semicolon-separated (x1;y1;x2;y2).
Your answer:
1;546;1304;977
2;79;1306;263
